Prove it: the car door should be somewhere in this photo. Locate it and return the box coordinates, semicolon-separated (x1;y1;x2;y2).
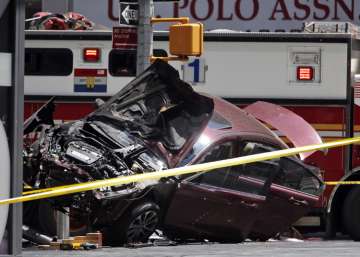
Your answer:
164;140;272;242
236;141;324;239
264;157;324;234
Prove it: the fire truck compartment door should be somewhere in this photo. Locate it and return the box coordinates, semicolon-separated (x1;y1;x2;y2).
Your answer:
244;101;322;160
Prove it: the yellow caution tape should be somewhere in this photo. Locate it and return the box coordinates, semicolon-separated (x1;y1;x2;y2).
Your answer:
325;181;360;185
5;136;360;206
23;184;76;196
23;177;360;196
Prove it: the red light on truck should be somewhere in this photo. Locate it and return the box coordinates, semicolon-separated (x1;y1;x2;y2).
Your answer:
297;66;314;81
83;48;100;62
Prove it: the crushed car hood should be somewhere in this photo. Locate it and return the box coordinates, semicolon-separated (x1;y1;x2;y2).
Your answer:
89;60;214;152
244;101;323;160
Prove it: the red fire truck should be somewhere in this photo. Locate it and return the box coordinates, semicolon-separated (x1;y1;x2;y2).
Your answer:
24;22;360;240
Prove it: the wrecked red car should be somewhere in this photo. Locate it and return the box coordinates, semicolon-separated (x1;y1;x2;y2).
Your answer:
23;60;324;245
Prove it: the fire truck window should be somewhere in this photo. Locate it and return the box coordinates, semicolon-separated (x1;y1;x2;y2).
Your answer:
109;49;167;77
109;50;137;77
25;48;73;76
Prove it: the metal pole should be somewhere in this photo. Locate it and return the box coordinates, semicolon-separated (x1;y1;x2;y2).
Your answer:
136;0;153;75
56;209;70;240
10;0;24;254
0;0;25;255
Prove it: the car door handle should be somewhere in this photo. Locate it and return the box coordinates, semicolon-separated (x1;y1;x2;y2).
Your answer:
289;197;309;207
240;200;258;209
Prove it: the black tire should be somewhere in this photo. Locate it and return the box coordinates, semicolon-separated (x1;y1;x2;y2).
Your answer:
23;200;57;237
109;202;160;246
24;201;88;237
342;187;360;241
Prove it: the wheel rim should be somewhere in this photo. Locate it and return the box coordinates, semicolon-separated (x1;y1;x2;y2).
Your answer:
127;210;159;242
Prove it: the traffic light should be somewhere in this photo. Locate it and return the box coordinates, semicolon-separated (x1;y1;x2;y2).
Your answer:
151;17;204;61
169;23;203;57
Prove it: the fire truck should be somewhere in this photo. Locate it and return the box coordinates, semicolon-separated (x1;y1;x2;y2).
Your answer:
24;22;360;240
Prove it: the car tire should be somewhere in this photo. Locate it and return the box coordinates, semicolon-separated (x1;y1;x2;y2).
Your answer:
342;187;360;241
109;202;160;246
23;200;57;236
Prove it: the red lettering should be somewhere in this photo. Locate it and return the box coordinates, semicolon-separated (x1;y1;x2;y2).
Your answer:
334;0;354;20
313;0;330;20
235;0;259;21
108;0;118;21
190;0;214;21
217;0;233;21
269;0;291;20
294;0;310;20
173;0;189;18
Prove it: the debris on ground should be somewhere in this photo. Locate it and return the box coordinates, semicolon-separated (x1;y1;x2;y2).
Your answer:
36;232;102;251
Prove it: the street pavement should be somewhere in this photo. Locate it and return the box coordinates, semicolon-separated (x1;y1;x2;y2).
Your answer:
23;239;360;257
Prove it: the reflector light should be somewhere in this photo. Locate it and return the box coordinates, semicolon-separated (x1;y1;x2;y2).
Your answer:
297;66;314;81
83;48;100;62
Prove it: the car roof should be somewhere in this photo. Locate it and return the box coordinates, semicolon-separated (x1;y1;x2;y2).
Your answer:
203;95;286;147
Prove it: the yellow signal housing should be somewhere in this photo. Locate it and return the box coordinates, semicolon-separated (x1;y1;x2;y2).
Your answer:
150;17;204;62
169;23;204;57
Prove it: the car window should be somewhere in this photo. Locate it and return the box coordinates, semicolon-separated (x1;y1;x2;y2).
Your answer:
192;141;273;195
190;140;321;197
177;113;232;167
224;142;280;196
236;141;322;196
191;142;234;188
177;134;212;167
274;158;322;196
237;142;279;182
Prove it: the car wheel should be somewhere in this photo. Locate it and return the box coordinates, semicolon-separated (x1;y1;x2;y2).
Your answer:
342;187;360;241
110;202;160;246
